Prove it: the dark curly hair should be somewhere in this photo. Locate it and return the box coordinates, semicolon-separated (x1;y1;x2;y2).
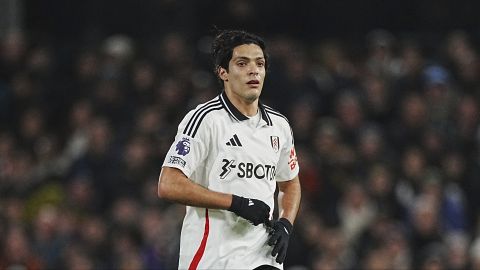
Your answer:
211;29;268;79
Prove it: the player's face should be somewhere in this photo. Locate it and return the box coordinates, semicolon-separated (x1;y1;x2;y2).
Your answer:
221;44;266;103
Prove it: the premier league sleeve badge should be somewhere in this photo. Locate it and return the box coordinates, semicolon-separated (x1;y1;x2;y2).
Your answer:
175;137;191;156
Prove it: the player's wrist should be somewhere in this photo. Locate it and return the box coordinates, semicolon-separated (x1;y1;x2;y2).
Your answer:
278;218;293;234
229;194;244;213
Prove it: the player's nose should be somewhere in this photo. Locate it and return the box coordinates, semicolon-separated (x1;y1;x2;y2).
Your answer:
248;63;260;75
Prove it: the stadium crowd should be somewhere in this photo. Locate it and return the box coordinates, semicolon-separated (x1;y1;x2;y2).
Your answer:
1;25;480;270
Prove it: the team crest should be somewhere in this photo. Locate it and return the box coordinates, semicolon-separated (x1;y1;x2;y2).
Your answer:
175;137;191;156
270;136;280;153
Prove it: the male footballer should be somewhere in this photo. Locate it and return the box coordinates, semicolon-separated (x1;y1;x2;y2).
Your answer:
158;29;301;270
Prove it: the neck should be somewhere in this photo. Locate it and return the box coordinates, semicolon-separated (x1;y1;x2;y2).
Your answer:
225;90;259;117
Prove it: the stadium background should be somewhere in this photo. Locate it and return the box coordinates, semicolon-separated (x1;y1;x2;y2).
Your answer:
2;0;480;269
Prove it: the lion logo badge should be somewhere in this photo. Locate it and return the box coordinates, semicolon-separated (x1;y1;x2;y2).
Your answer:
175;138;191;156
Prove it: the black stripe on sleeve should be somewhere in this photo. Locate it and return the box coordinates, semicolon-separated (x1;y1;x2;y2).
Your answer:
191;106;224;138
183;100;221;136
183;99;219;134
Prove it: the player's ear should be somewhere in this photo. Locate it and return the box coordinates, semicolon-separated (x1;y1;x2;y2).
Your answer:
218;66;229;82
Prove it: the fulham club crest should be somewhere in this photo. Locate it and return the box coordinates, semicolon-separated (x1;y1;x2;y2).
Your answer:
270;136;280;153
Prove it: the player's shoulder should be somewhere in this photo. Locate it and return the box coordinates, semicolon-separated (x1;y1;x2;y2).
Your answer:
180;95;223;138
261;103;290;127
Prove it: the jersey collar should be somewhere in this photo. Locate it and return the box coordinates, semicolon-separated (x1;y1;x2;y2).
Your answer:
219;91;273;126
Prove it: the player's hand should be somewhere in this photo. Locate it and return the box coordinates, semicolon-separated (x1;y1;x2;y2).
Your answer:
267;218;292;264
229;195;270;225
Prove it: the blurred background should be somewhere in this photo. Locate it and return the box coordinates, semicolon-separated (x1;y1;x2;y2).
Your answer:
2;0;480;269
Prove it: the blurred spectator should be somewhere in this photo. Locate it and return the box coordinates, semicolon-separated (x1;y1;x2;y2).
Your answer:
444;232;469;270
366;163;403;219
443;30;480;92
0;31;26;80
453;95;479;156
395;146;428;215
360;74;394;125
0;226;44;270
289;98;317;145
409;194;443;268
334;90;365;144
390;92;428;151
355;124;391;176
365;29;401;79
471;235;480;270
338;181;377;246
361;247;392;270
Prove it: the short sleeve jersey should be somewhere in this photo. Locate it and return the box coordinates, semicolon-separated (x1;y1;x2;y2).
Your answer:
162;91;299;270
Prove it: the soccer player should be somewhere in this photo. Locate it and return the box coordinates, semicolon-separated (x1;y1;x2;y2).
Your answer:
158;29;301;270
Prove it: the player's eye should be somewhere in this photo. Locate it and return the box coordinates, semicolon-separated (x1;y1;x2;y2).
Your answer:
257;61;265;67
237;62;246;67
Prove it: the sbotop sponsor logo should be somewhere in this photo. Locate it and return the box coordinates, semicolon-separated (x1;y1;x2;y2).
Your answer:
220;159;276;181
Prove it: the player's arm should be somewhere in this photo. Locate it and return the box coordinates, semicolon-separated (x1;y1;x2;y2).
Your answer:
267;175;301;264
158;167;270;225
158;166;232;209
277;175;301;225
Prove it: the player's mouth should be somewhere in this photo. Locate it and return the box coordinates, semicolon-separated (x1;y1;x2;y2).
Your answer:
247;80;260;87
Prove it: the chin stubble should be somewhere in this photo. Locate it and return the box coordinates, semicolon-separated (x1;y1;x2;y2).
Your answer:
245;93;259;102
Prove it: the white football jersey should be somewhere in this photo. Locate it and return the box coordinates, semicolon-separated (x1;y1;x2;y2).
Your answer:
162;91;299;270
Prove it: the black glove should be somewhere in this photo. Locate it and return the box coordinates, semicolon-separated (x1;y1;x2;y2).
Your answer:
267;218;293;264
229;195;270;225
